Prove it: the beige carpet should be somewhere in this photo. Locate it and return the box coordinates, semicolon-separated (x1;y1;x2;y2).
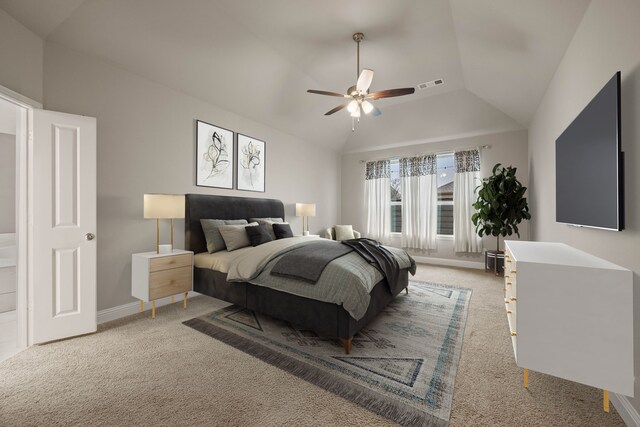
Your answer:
0;265;625;426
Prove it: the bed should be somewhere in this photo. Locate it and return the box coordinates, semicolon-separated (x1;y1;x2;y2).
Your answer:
185;193;414;353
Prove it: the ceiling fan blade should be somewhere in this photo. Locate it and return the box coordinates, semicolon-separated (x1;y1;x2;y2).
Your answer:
308;89;348;97
371;104;382;117
366;87;415;100
325;101;350;116
356;69;374;93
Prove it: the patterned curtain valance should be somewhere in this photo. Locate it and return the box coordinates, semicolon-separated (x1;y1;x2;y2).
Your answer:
455;149;480;173
365;160;391;180
399;154;436;177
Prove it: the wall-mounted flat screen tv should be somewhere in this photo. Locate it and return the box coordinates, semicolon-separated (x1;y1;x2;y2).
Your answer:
556;71;624;230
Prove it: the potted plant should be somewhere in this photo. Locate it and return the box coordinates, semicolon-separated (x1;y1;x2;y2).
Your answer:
472;164;531;276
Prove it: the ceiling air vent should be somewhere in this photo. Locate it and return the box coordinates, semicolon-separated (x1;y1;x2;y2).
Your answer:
417;78;445;90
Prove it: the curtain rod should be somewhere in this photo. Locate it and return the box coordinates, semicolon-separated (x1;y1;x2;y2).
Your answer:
358;145;491;164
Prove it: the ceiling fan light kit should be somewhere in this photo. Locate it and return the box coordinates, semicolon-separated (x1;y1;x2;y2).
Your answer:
307;32;415;131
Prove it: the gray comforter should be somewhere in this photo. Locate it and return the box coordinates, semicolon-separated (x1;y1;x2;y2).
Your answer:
226;237;416;320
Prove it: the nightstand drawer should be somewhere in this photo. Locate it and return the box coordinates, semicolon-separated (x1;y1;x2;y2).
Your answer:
149;266;192;300
149;253;192;272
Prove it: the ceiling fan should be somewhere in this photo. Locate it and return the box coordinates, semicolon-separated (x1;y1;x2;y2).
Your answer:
307;32;415;128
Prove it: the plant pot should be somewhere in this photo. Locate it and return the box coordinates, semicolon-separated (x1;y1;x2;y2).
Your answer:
485;250;505;277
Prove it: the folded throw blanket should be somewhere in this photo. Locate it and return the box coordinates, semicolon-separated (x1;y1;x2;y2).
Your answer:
270;240;353;283
341;238;401;295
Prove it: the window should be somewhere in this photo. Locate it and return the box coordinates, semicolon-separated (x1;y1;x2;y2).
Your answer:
390;159;402;233
436;153;454;236
389;154;454;235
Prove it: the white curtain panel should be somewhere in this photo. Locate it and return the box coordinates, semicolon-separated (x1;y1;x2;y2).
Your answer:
453;149;483;253
365;160;391;243
400;155;437;250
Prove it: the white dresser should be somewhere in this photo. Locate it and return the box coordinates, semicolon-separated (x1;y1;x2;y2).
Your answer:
503;240;634;411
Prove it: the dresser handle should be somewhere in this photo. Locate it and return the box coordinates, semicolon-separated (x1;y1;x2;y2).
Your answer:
505;275;510;278
511;332;517;336
506;282;512;285
507;260;512;263
511;270;517;273
507;310;512;314
511;297;517;301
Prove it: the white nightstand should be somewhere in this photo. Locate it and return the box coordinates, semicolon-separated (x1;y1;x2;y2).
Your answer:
132;249;193;319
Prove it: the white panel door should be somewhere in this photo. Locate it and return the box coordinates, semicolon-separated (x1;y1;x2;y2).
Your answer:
30;109;96;344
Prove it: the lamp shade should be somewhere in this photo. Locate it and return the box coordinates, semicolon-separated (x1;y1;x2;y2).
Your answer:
144;194;185;219
295;203;316;217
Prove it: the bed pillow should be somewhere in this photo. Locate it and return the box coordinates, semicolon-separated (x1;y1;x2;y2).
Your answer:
218;222;258;251
334;224;355;241
273;223;294;239
250;218;284;240
200;219;248;253
245;224;274;246
249;217;284;224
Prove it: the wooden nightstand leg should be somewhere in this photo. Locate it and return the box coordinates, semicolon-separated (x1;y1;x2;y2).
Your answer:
183;292;188;309
524;368;529;389
139;300;144;313
152;301;156;319
171;295;174;304
604;389;610;413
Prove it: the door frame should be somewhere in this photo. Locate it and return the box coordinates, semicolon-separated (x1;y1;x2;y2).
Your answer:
0;84;41;349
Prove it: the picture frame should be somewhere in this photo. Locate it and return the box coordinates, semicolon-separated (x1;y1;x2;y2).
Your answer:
236;133;266;192
196;120;234;189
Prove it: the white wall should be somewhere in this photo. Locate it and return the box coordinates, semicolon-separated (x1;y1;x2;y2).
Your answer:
43;42;340;311
528;0;640;416
342;89;522;153
341;130;529;264
0;9;43;103
0;133;15;233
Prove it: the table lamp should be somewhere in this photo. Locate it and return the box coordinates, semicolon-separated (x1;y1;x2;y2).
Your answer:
144;194;185;253
295;203;316;236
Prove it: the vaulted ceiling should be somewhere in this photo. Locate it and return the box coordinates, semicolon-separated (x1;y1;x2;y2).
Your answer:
0;0;591;151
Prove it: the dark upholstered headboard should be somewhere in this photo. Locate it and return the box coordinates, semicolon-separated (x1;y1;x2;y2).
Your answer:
185;194;285;254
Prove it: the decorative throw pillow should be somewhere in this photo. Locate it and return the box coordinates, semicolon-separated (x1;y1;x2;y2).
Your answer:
218;222;258;251
273;223;294;239
250;218;284;240
334;225;355;241
245;224;274;246
200;219;248;253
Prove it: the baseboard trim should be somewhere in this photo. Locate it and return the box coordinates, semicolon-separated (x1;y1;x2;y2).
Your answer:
97;292;200;324
412;256;484;270
611;393;640;427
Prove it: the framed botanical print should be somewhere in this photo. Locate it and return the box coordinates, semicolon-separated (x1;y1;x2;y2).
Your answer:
196;120;234;189
236;133;265;192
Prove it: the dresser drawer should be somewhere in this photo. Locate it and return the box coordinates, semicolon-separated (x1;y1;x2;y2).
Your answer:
149;266;192;300
149;253;192;272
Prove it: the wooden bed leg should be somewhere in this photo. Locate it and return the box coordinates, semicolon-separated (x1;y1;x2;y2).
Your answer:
405;285;409;294
339;337;353;354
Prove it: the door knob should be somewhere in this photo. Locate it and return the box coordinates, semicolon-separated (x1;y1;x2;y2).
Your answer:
85;233;95;241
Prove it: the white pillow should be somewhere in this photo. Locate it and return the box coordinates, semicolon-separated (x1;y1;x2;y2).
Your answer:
334;225;355;241
218;222;258;251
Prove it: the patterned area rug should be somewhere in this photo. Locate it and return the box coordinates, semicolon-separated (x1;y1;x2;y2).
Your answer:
184;280;471;426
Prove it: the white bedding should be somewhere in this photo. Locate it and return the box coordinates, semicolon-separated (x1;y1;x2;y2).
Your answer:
194;236;320;273
194;246;255;273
